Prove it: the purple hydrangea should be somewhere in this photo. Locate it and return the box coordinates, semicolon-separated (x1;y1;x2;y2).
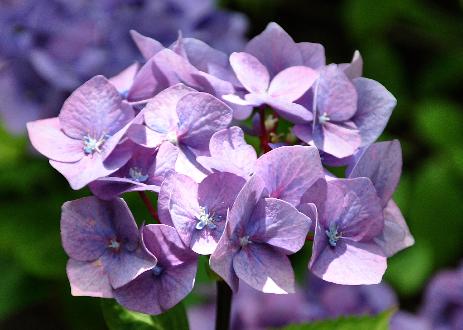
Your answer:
305;178;387;285
210;175;312;293
27;76;136;189
23;17;415;327
61;196;156;296
158;172;245;255
113;224;198;315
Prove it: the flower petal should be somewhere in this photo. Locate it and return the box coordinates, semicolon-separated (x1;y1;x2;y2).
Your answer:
352;77;396;147
233;243;295;294
268;66;319;102
27;117;84;162
229;52;270;93
66;259;113;298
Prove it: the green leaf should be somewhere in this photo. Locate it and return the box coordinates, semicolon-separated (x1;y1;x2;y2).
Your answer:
277;309;394;330
101;299;189;330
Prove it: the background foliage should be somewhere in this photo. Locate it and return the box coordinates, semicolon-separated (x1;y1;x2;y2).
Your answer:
1;0;462;328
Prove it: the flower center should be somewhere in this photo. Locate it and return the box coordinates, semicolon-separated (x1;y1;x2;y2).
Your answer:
152;265;163;277
129;167;149;183
83;134;107;154
166;131;178;145
239;235;251;247
108;239;121;251
195;206;222;230
318;112;330;124
325;223;342;247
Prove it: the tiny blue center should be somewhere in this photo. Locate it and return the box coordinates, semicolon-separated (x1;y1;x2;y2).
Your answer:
152;265;164;277
318;112;330;125
108;239;121;251
325;223;341;247
129;167;149;183
195;206;222;230
83;134;107;154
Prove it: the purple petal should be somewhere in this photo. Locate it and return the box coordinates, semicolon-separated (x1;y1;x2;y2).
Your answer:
58;75;134;139
323;178;384;241
310;239;387;285
227;175;268;234
233;243;295;293
252;198;311;254
229;52;270;94
144;84;196;132
196;126;257;179
180;37;228;72
142;224;197;268
375;200;414;257
268;66;319;102
254;146;324;206
174;146;210;183
292;124;314;144
61;197;114;261
114;224;197;314
352;77;396;147
348;140;402;206
27;118;84;162
298;42;326;68
177;92;232;151
209;223;240;291
300;178;328;216
316;65;357;121
316;121;361;159
50;140;132;190
114;260;197;315
66;259;113;298
265;97;313;124
109;63;139;96
130;30;164;60
127;124;166;149
245;22;302;77
101;246;156;289
340;50;363;80
164;174;201;250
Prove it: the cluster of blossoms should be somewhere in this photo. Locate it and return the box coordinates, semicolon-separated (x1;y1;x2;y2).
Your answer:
0;0;247;133
27;22;414;316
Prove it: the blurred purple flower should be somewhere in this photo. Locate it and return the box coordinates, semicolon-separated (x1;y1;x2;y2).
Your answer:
420;263;463;330
0;0;248;133
61;196;156;296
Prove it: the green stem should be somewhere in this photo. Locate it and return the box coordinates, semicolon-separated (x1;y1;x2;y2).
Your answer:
215;280;232;330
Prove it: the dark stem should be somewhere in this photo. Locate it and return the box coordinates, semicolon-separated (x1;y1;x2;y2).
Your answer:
137;191;159;222
215;280;232;330
258;107;271;154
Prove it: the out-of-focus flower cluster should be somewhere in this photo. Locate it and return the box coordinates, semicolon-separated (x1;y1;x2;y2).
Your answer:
0;0;247;133
190;262;463;330
26;21;415;318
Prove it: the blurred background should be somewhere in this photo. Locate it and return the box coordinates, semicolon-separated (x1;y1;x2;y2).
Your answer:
0;0;462;329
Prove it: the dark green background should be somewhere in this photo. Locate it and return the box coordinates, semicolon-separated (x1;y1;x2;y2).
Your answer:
1;0;462;328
